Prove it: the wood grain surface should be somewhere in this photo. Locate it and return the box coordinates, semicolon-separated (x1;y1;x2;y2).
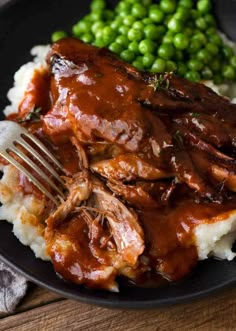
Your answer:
1;285;236;331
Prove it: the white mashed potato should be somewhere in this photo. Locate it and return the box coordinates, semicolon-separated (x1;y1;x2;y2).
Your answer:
0;45;50;260
1;43;236;263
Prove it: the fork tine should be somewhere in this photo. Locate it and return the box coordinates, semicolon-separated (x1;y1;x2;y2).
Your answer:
22;130;65;172
9;144;66;200
0;151;60;206
17;137;66;188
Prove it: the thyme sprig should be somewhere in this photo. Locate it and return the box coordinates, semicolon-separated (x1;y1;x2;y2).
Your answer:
191;112;201;117
174;130;184;147
149;73;172;92
18;106;42;124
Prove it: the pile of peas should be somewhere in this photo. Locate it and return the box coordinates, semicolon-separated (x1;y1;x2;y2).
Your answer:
51;0;236;84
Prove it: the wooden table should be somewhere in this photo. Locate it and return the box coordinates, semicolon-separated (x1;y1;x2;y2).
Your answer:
0;285;236;330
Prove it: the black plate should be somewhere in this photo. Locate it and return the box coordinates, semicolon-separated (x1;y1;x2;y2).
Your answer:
0;0;236;309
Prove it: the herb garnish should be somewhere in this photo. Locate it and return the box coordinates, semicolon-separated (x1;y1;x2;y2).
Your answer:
174;130;184;146
95;72;103;78
191;112;201;117
18;106;42;124
149;73;172;92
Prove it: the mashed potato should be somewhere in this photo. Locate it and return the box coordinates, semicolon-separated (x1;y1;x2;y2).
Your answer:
1;43;236;264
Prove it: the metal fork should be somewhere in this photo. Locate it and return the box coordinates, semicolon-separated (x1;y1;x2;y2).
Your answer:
0;120;67;206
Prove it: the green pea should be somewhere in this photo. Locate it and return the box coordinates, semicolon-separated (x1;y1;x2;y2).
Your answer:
177;62;187;76
206;43;219;56
132;59;145;70
142;53;156;67
195;17;207;30
90;11;102;22
173;33;189;50
51;30;67;43
168;18;183;33
94;38;106;48
192;32;207;45
163;33;174;44
190;9;200;19
82;14;92;22
103;26;116;38
174;7;189;21
81;33;94;44
94;29;103;40
151;58;166;73
103;36;116;47
165;14;173;26
156;26;166;37
123;15;136;26
204;14;216;27
222;46;234;59
188;59;204;71
75;20;91;34
110;18;122;31
213;74;224;85
128;28;144;41
131;4;147;18
128;41;140;54
91;21;105;34
185;71;201;82
119;10;130;18
142;0;152;5
116;1;131;12
144;24;163;40
201;67;213;80
118;25;130;35
206;27;217;36
196;49;211;64
208;34;222;46
210;59;221;72
178;0;193;8
149;8;165;23
116;35;130;47
158;43;175;60
189;40;202;54
120;49;135;62
197;0;212;14
142;17;153;25
149;4;159;10
230;56;236;69
183;27;193;36
142;0;152;6
222;65;235;80
90;0;106;11
160;0;176;14
109;42;124;54
139;39;156;54
72;24;82;37
176;50;183;61
144;24;158;40
166;60;177;72
132;21;144;30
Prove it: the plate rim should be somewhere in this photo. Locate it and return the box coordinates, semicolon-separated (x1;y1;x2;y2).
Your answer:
1;252;236;309
1;0;236;310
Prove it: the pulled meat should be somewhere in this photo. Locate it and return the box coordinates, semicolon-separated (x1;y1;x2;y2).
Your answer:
18;38;236;290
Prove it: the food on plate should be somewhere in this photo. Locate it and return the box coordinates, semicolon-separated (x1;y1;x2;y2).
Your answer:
1;37;236;291
52;0;236;83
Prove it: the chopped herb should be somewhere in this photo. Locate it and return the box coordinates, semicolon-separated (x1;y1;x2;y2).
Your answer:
95;72;103;78
149;73;172;92
191;112;201;117
174;130;184;146
18;106;42;124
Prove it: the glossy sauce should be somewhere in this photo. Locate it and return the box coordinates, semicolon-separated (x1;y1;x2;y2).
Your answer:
8;38;236;289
